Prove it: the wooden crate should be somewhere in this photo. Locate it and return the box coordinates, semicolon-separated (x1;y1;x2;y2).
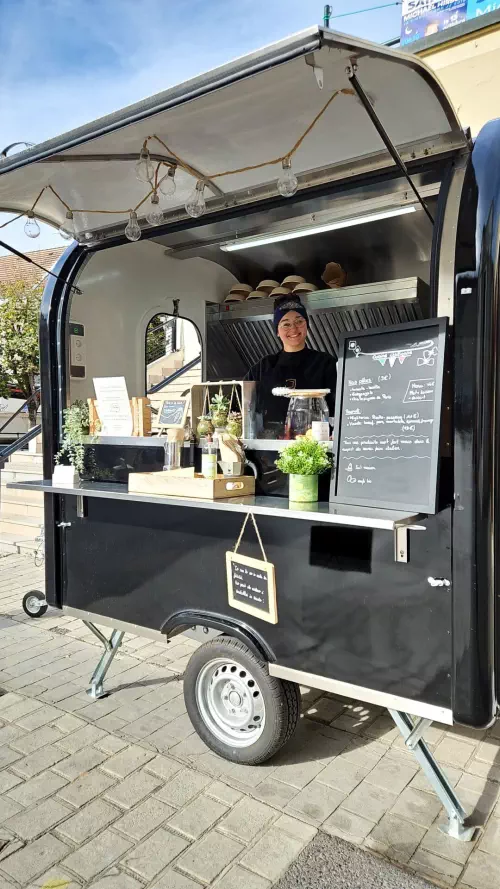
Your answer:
129;470;255;500
190;381;256;439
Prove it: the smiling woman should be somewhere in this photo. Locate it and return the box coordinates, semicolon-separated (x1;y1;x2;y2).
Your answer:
244;294;337;432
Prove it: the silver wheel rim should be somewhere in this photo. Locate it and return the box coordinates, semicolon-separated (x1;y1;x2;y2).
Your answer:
195;657;266;747
26;595;42;613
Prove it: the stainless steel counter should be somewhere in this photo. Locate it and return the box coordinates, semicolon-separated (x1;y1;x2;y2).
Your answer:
7;479;425;531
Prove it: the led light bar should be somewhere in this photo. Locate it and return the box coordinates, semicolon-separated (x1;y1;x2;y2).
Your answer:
220;205;417;252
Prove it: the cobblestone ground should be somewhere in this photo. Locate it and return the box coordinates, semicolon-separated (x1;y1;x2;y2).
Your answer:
0;553;500;889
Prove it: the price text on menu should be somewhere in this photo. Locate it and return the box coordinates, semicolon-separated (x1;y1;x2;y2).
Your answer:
332;319;447;513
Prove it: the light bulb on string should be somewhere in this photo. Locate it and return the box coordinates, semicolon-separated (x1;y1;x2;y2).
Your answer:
124;210;141;241
24;211;40;239
145;193;164;226
185;180;206;218
135;147;154;184
277;157;298;198
58;210;76;240
159;166;176;199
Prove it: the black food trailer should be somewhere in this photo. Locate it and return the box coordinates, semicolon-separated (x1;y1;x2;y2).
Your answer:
1;26;498;842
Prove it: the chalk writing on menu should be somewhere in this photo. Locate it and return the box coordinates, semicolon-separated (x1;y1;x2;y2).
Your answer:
231;560;269;612
334;321;445;511
159;399;186;426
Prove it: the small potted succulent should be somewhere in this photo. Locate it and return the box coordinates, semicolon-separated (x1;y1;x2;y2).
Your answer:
226;411;242;438
53;400;92;485
210;393;230;429
196;414;214;439
275;438;331;502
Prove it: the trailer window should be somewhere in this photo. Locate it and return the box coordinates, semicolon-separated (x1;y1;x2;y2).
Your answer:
145;314;202;417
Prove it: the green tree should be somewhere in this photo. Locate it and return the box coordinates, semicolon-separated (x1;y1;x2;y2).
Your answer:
0;280;42;428
146;313;167;365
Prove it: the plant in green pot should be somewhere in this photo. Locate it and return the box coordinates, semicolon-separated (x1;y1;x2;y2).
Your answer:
210;393;230;429
53;400;92;486
276;438;331;503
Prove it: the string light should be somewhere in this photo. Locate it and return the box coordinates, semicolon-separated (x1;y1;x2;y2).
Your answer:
277;158;298;197
24;211;40;239
3;89;353;236
185;180;206;218
135;147;154;184
145;193;164;226
58;210;76;240
124;210;141;241
158;165;176;199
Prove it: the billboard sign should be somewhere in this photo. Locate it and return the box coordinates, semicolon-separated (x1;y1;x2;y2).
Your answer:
401;1;467;45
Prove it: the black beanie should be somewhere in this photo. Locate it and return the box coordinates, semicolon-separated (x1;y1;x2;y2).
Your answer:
273;295;309;332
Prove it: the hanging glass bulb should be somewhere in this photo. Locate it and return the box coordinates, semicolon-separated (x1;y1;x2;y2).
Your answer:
277;157;298;197
145;193;164;226
159;166;176;199
24;211;40;239
58;210;76;240
124;210;141;241
135;147;154;184
185;180;206;218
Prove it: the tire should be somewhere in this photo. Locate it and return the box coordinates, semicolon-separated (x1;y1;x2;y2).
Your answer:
22;591;48;618
183;635;300;765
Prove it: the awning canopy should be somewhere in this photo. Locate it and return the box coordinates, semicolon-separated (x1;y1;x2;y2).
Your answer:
0;26;468;241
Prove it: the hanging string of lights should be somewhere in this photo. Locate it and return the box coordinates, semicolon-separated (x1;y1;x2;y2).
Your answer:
0;88;353;243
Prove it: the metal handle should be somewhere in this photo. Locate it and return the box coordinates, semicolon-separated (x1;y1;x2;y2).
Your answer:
57;522;72;529
427;577;451;587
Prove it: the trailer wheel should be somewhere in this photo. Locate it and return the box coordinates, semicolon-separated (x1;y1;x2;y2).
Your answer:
22;591;48;618
183;635;300;765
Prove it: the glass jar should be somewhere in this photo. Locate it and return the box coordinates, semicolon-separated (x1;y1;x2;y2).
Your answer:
284;394;330;440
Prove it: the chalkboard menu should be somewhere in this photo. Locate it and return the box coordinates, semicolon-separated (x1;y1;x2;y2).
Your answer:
331;318;447;513
226;552;277;624
159;398;188;428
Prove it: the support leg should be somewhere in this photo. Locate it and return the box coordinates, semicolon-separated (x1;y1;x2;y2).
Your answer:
83;622;124;700
389;710;477;842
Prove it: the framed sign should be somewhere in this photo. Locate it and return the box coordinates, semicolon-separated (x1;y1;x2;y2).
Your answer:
331;317;448;514
226;551;277;624
159;398;188;429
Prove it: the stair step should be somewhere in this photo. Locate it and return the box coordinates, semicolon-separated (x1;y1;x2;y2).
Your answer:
0;497;44;518
0;514;42;539
0;486;43;505
0;533;38;556
1;467;44;484
8;452;43;466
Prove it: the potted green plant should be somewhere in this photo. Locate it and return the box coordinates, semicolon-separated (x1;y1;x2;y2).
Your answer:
226;411;242;438
53;400;92;485
275;438;331;502
210;393;230;428
196;414;214;439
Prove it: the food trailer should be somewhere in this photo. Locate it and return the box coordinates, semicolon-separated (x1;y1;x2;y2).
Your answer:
0;26;498;841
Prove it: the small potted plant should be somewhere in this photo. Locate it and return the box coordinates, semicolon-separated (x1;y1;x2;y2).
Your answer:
53;400;92;485
196;414;214;439
210;393;230;429
226;411;242;438
275;438;331;502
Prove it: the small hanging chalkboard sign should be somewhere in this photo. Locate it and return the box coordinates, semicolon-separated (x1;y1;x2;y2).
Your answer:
226;513;277;624
159;398;188;429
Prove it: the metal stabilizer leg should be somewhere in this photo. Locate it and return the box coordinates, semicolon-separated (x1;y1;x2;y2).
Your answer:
389;710;477;842
83;622;124;700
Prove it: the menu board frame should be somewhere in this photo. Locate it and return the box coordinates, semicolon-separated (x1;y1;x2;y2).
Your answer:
330;317;448;513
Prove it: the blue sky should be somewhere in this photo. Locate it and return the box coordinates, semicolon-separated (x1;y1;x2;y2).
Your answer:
0;0;402;256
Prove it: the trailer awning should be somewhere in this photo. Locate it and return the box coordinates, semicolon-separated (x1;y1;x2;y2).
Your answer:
0;26;468;241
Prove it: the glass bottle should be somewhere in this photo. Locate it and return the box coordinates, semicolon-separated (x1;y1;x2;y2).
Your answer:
201;435;218;479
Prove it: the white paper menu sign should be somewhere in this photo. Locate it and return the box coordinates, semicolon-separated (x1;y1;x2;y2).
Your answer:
93;376;133;436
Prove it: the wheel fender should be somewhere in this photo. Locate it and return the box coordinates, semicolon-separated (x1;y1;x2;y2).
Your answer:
160;609;276;663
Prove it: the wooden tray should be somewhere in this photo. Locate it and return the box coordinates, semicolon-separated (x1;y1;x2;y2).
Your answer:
129;471;255;500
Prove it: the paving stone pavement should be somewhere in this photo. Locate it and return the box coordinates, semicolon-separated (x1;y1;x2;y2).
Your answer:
1;553;500;889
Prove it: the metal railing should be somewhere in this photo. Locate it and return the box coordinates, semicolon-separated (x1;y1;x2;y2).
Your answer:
147;355;201;395
146;317;177;365
0;391;41;467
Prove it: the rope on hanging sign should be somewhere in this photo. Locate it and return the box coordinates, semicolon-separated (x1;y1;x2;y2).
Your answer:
234;512;268;563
